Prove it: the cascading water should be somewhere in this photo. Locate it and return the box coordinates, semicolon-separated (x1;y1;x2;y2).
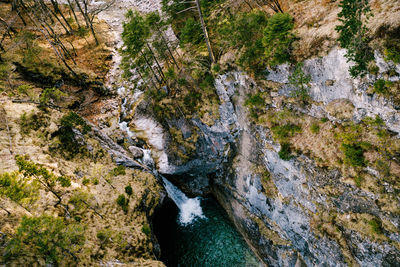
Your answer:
161;176;205;225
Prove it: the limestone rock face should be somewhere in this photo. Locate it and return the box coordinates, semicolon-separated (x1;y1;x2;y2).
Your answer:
137;48;400;266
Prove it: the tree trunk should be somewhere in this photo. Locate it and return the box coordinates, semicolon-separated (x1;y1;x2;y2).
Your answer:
195;0;215;63
67;0;81;29
50;0;74;32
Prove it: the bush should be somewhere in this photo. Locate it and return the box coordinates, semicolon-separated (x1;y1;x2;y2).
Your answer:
341;143;366;167
310;123;320;134
245;92;265;118
354;176;363;187
111;165;126;176
373;79;393;95
271;124;301;141
179;18;203;47
39;87;66;105
19;111;49;135
17;84;32;95
289;62;311;103
125;185;133;196
263;13;295;66
278;143;293;160
384;36;400;64
368;218;383;235
142;223;151;236
4;216;84;265
116;194;129;213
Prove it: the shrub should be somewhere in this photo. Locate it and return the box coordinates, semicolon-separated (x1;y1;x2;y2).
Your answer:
39;87;66;105
111;165;126;176
373;79;393;95
278;143;293;160
179;18;203;47
341;143;366;167
271;124;301;141
384;36;400;64
116;194;129;213
125;185;133;196
288;62;311;103
19;111;49;135
245;92;265;118
263;13;295;66
4;216;84;265
17;84;32;95
320;117;329;123
354;176;363;187
368;218;383;235
142;223;151;236
310;123;320;134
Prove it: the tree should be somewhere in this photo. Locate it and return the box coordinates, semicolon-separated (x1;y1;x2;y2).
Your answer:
3;215;85;265
0;171;39;212
335;0;373;77
15;155;71;207
288;62;311;104
262;12;295;66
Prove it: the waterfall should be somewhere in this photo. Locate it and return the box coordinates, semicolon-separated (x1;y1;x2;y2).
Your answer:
161;176;205;225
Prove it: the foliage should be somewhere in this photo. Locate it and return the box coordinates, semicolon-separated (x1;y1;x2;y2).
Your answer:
219;10;268;73
52;112;91;158
141;223;151;236
263;13;295;66
368;218;383;235
271;123;301;142
0;171;39;208
19;111;49;135
310;123;320;134
384;35;400;64
15;155;70;196
278;143;293;160
341;143;366;167
17;84;32;95
288;62;311;103
125;185;133;196
373;79;393;95
116;194;129;213
60;111;91;134
111;165;126;176
179;18;203;47
4;216;85;265
335;0;374;77
354;176;363;187
39;87;66;105
245;92;266;118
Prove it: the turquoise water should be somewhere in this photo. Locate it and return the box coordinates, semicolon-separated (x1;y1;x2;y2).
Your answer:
154;197;262;267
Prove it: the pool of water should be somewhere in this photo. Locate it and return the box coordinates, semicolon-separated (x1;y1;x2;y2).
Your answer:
153;197;263;267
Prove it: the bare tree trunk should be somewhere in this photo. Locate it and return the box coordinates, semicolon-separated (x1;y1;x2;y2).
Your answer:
146;42;165;80
140;50;162;85
50;0;74;32
74;0;89;27
67;0;81;29
195;0;215;63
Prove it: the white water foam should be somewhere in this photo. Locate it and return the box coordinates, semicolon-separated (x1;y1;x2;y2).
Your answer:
161;176;205;225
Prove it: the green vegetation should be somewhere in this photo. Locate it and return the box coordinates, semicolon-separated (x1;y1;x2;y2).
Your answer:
354;176;363;187
373;79;393;95
335;0;373;77
0;171;39;210
278;143;293;160
142;223;151;236
263;13;296;66
271;124;301;142
368;218;383;235
384;34;400;64
19;111;49;135
39;87;66;105
180;18;203;46
245;92;266;118
4;216;85;265
310;123;320;134
219;10;269;74
288;62;311;104
341;143;366;167
111;165;126;176
51;112;91;158
125;185;133;196
116;194;129;213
